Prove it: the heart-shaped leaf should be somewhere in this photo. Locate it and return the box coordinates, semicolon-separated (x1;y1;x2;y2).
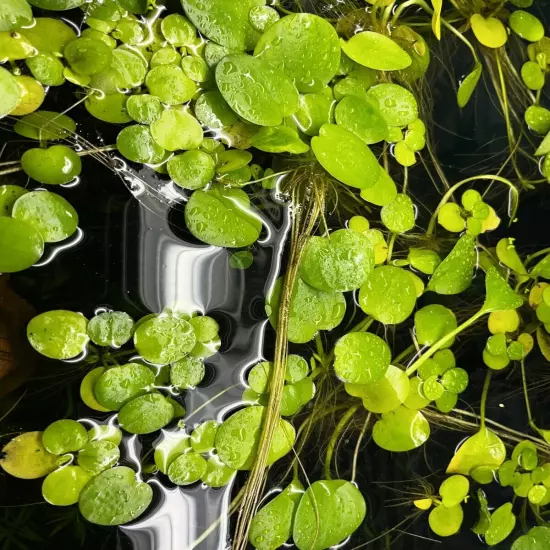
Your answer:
215;405;295;470
470;14;508;48
346;365;410;413
359;266;417;324
249;480;304;550
482;267;523;312
365;83;418;127
457;62;482;108
415;304;457;347
42;419;88;455
300;229;374;292
373;406;430;451
485;503;516;546
446;428;506;475
185;186;262;248
428;234;476;295
293;480;366;550
312;124;381;188
334;332;391;384
254;13;341;93
341;31;411;71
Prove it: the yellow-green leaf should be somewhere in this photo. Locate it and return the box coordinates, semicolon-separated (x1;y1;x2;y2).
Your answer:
431;0;442;40
470;14;508;49
457;62;482;108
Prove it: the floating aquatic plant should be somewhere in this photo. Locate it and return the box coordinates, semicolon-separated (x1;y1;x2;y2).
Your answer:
1;0;550;548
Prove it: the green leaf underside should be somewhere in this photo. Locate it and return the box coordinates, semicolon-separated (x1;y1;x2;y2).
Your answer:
372;406;430;451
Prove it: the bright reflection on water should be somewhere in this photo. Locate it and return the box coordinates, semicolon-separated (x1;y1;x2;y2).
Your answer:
112;189;290;549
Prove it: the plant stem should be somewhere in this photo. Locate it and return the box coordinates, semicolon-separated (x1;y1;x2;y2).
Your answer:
351;413;371;484
324;404;360;480
479;369;492;430
405;310;484;376
426;175;519;236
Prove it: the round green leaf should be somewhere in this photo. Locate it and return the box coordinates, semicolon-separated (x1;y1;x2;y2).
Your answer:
285;355;309;384
87;311;134;348
181;55;210;82
168;150;215;190
485;503;516;546
185;186;262;248
266;277;346;344
12;190;78;243
440;475;469;507
190;421;219;454
415;304;457;347
94;363;155;410
248;6;280;33
216;54;299;126
381;193;415;233
470;14;508;48
28;0;84;9
26;53;66;87
359;168;398;206
334;332;391;384
372;406;430;451
365;83;418;127
160;13;195;46
168;451;207;485
154;432;190;474
446;428;506;475
428;235;476;295
293;480;366;550
19;17;76;54
312;124;381;188
85;92;131;124
202;455;236;487
521;61;545;91
512;526;550;549
359;266;416;324
0;431;58;479
146;65;196;105
170;354;205;389
0;185;27;217
14;111;76;141
150;107;203;152
116;125;165;164
341;31;411;71
429;504;463;537
441;368;469;394
293;90;334;136
403;377;430;410
64;38;112;76
254;13;340;93
194;90;238;129
0;66;22;115
126;94;163;125
229;250;254;270
0;0;32;32
335;95;389;144
422;375;444;400
300;229;374;292
42;466;91;506
118;393;174;434
525;105;550;135
21;145;81;185
215;405;295;470
80;367;111;412
134;313;196;364
346;365;410;413
437;203;466;232
0;217;44;273
509;10;544;42
183;0;264;50
408;248;441;275
27;310;88;360
77;440;120;474
42;420;88;455
249;480;304;550
78;466;152;526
